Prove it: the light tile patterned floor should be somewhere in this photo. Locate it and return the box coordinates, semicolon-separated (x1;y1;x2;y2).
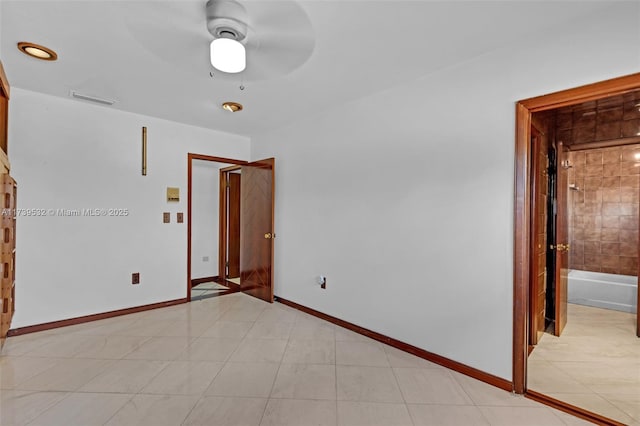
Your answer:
190;282;231;301
528;303;640;425
1;293;591;425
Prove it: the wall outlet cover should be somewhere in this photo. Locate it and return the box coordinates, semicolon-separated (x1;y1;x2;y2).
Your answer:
132;273;140;285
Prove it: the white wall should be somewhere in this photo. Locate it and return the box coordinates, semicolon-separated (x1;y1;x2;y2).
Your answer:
251;3;640;380
191;159;220;279
9;88;249;328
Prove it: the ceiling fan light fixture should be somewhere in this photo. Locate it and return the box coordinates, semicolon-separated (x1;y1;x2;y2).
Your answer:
17;42;58;61
210;38;245;73
222;101;243;112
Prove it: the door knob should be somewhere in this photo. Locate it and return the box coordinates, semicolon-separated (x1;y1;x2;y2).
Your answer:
264;233;272;239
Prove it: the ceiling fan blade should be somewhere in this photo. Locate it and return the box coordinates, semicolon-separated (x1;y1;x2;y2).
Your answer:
122;1;212;74
247;37;314;76
245;1;314;39
237;0;315;81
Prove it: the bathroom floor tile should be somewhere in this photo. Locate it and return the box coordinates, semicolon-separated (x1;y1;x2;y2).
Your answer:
270;363;336;400
78;359;167;393
408;404;489;425
336;365;403;403
200;321;253;339
205;362;280;398
336;340;389;367
282;339;335;364
178;337;242;362
104;394;199;426
260;398;337;426
0;390;68;426
123;336;193;361
141;360;223;395
27;392;132;426
0;356;60;389
182;396;267;426
16;358;112;391
477;406;568;426
230;338;288;363
393;367;472;405
337;401;412;426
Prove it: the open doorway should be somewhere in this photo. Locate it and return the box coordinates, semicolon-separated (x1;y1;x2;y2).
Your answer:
187;153;276;303
514;73;640;425
218;165;242;288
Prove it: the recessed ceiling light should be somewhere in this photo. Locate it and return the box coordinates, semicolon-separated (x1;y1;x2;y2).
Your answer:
17;42;57;61
222;102;243;112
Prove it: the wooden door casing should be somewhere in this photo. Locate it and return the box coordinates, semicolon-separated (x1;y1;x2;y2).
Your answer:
514;72;640;397
554;142;569;336
240;158;275;303
227;172;241;279
530;126;549;346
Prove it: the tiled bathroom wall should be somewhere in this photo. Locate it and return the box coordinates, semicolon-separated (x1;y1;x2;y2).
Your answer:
568;144;640;276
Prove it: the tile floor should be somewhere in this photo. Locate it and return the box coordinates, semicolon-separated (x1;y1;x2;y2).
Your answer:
190;282;232;301
528;303;640;425
1;293;591;425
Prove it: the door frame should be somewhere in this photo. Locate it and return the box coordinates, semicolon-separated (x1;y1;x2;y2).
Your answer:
218;164;241;284
187;153;247;302
513;73;640;398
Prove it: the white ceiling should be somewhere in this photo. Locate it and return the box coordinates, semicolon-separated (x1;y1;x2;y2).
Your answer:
1;0;613;137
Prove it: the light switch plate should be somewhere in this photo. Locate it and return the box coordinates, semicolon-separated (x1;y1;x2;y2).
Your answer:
177;212;184;223
163;212;170;223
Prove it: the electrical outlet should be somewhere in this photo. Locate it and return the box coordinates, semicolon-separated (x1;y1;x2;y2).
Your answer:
317;275;326;289
132;273;140;285
163;212;170;223
177;212;184;223
202;256;209;262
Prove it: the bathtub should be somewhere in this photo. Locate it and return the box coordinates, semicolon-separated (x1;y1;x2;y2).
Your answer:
568;270;638;314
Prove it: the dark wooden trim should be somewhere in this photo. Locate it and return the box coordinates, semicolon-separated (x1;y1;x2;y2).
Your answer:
568;136;640;151
187;155;192;301
514;73;640;411
220;165;241;173
187;153;249;302
191;275;219;287
189;153;249;164
219;168;228;282
0;60;10;99
526;391;627;426
277;297;512;392
514;102;531;394
521;72;640;112
7;298;187;337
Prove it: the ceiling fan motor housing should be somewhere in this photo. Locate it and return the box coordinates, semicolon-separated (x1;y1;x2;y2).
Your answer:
206;0;248;42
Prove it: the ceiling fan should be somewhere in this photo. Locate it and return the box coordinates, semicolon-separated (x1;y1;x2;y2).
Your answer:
123;0;315;82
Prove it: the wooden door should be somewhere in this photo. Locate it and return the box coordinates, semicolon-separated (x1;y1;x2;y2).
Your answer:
530;127;548;345
554;142;569;336
227;172;241;279
240;158;275;303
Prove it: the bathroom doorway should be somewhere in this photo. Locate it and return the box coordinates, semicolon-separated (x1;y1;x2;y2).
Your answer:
218;165;242;286
514;73;640;425
187;154;276;303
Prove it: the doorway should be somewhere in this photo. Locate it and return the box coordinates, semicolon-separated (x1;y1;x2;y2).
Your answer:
218;165;242;287
514;73;640;424
187;153;276;303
